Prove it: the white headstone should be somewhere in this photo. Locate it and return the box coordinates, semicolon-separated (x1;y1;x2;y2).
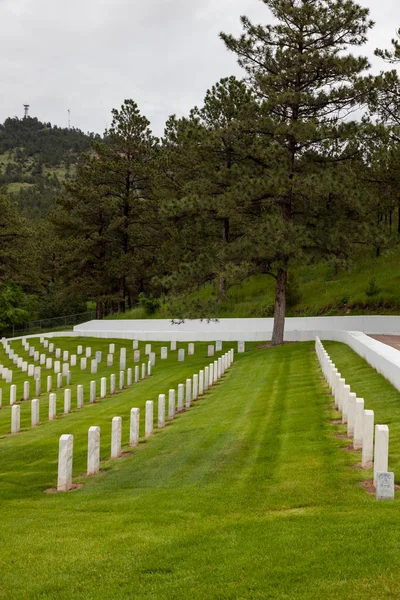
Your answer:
149;352;156;367
127;368;132;386
376;472;395;500
192;374;198;400
119;370;125;390
91;359;97;374
43;340;49;349
87;426;100;475
57;434;73;491
185;379;192;408
353;398;364;449
77;345;83;355
86;347;92;358
34;351;39;362
130;408;140;446
209;364;214;387
145;401;153;437
49;343;54;353
49;393;56;420
168;389;175;420
57;373;63;388
109;343;115;354
55;348;61;359
158;394;165;428
46;358;52;370
62;363;70;377
238;341;245;353
141;363;146;379
213;361;218;384
111;417;122;458
47;375;52;393
178;349;185;362
217;358;222;379
132;340;139;350
107;354;113;367
11;404;20;433
10;384;16;406
145;344;151;355
77;385;84;409
161;347;168;360
63;350;69;362
178;384;184;411
100;377;107;399
64;389;71;414
204;366;209;391
80;357;87;370
374;425;389;485
23;380;30;401
110;374;116;395
188;343;194;356
70;355;77;367
199;370;204;396
341;384;350;424
40;353;46;365
362;409;374;469
54;361;61;375
90;380;96;404
216;341;222;351
120;348;126;371
347;393;357;437
147;361;152;376
208;345;215;357
31;398;39;427
35;377;41;397
22;361;28;372
96;351;102;363
170;340;176;351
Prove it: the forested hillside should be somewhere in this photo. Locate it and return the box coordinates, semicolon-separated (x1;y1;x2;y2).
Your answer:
0;116;98;216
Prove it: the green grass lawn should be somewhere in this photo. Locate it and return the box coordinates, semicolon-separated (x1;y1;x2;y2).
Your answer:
0;338;399;598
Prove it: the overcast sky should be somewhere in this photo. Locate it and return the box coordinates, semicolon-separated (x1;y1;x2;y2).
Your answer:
0;0;399;137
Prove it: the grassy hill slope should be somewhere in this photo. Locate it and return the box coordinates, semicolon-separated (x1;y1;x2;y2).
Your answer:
113;247;400;320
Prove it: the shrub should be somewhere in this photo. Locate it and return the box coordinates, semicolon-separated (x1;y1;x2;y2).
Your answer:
365;278;381;297
138;293;160;316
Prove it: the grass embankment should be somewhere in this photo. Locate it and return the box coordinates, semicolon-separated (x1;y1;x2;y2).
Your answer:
0;338;400;598
113;248;400;320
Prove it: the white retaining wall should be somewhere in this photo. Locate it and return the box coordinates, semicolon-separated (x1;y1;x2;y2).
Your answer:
73;316;400;342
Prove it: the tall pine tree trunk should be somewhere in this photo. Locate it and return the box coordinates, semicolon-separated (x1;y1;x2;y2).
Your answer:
271;268;287;347
119;275;126;313
96;300;104;320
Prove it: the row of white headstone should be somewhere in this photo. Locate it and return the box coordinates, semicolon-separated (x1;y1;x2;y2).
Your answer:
315;337;394;500
57;349;235;491
8;362;152;434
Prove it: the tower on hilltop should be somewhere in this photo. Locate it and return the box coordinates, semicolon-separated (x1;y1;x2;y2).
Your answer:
23;104;30;118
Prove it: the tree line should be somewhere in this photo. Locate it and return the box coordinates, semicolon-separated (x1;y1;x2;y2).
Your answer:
2;0;400;343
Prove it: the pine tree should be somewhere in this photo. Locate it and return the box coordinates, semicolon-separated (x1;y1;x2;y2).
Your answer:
220;0;374;344
54;100;160;316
